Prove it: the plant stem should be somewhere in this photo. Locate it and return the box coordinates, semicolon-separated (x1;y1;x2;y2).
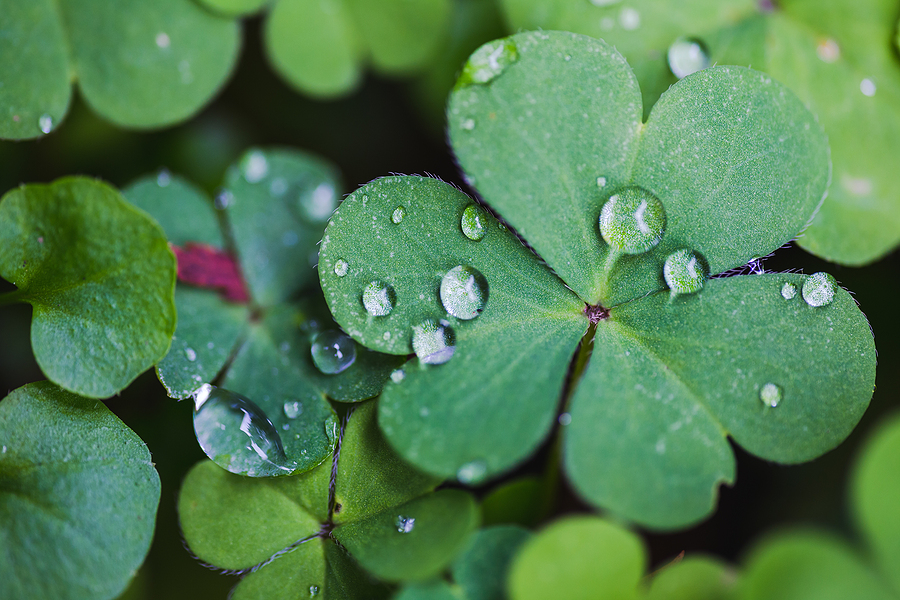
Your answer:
0;289;25;308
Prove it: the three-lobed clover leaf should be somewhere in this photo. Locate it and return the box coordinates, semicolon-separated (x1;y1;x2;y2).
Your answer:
124;149;404;478
0;382;161;600
178;400;478;599
0;177;177;398
318;31;877;528
0;0;239;139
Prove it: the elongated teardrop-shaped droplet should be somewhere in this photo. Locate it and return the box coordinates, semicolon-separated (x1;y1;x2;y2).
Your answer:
334;259;349;277
38;114;53;134
395;515;416;533
192;384;295;477
599;186;666;254
311;330;357;374
461;204;487;241
664;249;708;295
440;266;488;320
412;320;455;365
458;39;519;87
781;282;797;300
362;281;396;316
802;272;837;307
667;37;711;79
391;205;406;224
759;382;783;408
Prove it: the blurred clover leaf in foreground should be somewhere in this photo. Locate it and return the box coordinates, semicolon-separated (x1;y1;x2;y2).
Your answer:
0;0;239;139
123;148;403;477
0;382;161;600
498;0;900;265
178;400;478;599
318;31;877;528
0;177;177;398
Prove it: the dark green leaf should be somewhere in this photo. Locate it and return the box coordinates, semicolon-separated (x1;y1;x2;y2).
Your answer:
197;0;269;17
123;172;222;247
0;382;161;600
451;525;532;600
324;539;392;600
647;556;738;600
480;476;551;528
395;581;468;600
0;177;177;398
231;539;326;600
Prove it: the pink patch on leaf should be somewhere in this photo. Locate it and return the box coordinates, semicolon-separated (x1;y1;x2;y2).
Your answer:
172;243;250;303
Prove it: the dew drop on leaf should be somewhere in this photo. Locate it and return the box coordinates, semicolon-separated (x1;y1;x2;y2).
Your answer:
299;182;337;222
391;205;406;224
589;0;622;6
156;169;172;187
395;515;416;533
362;281;396;317
390;369;406;383
781;282;798;300
596;176;607;188
816;38;840;63
759;382;783;408
242;151;269;183
458;38;519;87
310;330;357;374
663;249;708;295
802;272;837;307
214;189;233;210
283;400;303;419
309;585;320;597
860;78;877;97
618;7;641;30
440;266;488;320
192;384;295;477
38;114;53;134
334;259;349;277
461;118;476;130
412;320;456;365
457;460;488;484
461;204;488;241
667;37;711;79
184;347;197;362
599;186;666;254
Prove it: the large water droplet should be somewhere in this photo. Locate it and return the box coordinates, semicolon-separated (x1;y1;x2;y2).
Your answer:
599;186;666;254
802;272;836;307
664;249;708;295
192;384;295;477
457;460;487;484
391;205;406;224
362;281;396;317
461;204;487;241
311;330;357;374
38;114;53;134
412;320;456;365
440;266;488;320
781;282;797;300
283;400;303;419
299;182;337;222
395;515;416;533
667;37;710;79
759;382;782;408
242;151;269;183
458;39;518;87
334;259;349;277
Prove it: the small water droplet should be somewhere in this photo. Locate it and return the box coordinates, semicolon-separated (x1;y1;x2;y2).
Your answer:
391;206;406;224
860;78;876;97
156;169;172;187
801;272;836;307
214;189;233;210
184;347;197;362
599;186;666;254
1;445;6;453
283;401;303;419
461;118;475;130
412;320;456;365
362;281;396;317
299;182;336;222
309;585;320;597
311;330;357;374
664;249;708;295
334;259;349;277
589;0;622;6
395;515;416;533
192;384;295;477
38;114;53;134
619;7;641;30
242;151;269;183
178;59;193;84
440;266;488;320
155;32;170;48
459;39;518;87
667;37;710;79
816;38;840;63
596;176;607;188
759;382;782;408
781;282;797;300
390;369;406;383
461;204;487;241
558;413;572;426
457;460;487;484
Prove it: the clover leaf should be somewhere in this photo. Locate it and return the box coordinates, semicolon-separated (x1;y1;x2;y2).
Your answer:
0;382;161;600
124;149;403;477
0;177;177;398
318;31;877;528
178;400;478;598
0;0;239;139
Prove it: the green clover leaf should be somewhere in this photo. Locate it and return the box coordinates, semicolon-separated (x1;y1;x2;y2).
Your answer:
318;31;876;528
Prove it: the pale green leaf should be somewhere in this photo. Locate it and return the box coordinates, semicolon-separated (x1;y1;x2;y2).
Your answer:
231;539;326;600
647;556;738;600
451;526;532;600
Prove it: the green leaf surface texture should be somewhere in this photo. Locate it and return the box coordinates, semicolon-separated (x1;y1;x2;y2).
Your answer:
318;175;586;481
0;177;177;398
323;538;392;600
0;0;239;138
124;172;223;247
647;556;738;600
451;525;532;600
231;539;326;600
395;581;468;600
0;382;161;600
851;412;900;594
507;516;645;600
196;0;269;17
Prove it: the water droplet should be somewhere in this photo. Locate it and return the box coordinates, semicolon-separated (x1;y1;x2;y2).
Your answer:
1;445;6;453
38;114;53;134
589;0;622;6
461;118;476;131
412;320;455;365
311;330;357;374
178;59;193;84
558;413;572;426
299;182;336;222
156;169;172;187
395;515;416;533
599;186;666;254
664;249;708;295
309;585;320;597
457;460;487;484
334;259;349;277
391;206;406;224
283;401;303;419
242;151;269;183
362;281;396;317
214;189;233;210
816;38;840;63
185;347;197;362
802;272;836;307
459;39;518;87
192;384;295;477
860;78;877;97
390;369;406;383
461;204;487;241
440;266;488;320
667;37;710;79
781;282;797;300
596;176;607;188
619;7;641;30
759;382;782;408
155;32;170;49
